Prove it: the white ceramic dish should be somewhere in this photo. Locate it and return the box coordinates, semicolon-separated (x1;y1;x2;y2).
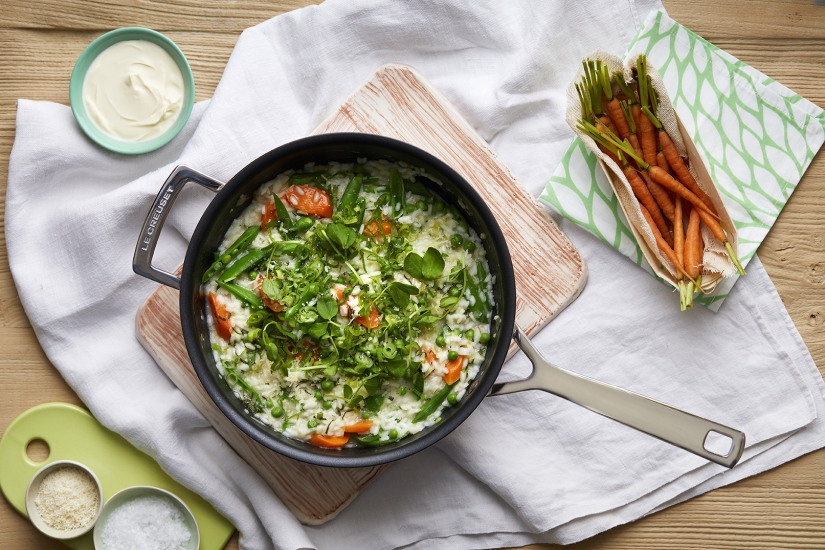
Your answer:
25;459;103;539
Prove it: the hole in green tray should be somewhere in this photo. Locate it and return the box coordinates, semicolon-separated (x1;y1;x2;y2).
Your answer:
26;439;50;463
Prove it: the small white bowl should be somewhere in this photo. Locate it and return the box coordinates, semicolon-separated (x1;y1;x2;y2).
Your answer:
93;486;199;549
25;460;103;539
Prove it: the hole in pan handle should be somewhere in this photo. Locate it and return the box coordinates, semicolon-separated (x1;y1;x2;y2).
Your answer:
133;165;225;290
488;324;746;468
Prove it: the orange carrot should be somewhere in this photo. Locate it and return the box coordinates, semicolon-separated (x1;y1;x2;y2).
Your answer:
628;134;644;167
657;151;672;176
640;205;682;273
631;104;642;136
343;420;373;434
625;167;673;247
685;207;703;279
598;115;619;137
659;130;716;215
261;200;277;229
673;197;685;270
208;292;232;341
641;170;675;222
648;166;717;218
309;434;349;448
354;305;381;330
283;185;334;218
606;101;631;140
255;276;285;312
443;355;467;385
363;219;392;239
639;111;658;167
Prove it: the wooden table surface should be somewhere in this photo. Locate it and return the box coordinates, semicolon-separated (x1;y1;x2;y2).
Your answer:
1;1;823;548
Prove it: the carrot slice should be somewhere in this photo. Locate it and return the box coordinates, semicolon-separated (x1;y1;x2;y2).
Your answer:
309;433;349;448
354;305;381;330
255;276;284;312
261;200;277;229
424;349;437;364
283;185;333;218
343;420;373;434
208;292;232;341
443;355;466;385
364;219;392;239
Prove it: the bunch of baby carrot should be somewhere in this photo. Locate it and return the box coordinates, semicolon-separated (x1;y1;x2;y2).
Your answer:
575;54;744;310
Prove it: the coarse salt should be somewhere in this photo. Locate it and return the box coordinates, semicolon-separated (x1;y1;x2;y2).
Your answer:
34;466;100;531
99;494;191;550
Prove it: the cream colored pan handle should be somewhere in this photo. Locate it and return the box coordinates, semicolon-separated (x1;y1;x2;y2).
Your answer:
488;325;746;468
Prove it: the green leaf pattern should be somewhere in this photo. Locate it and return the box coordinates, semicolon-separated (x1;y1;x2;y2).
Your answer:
542;9;825;311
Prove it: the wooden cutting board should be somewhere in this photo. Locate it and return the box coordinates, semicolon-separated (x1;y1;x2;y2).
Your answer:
136;63;586;525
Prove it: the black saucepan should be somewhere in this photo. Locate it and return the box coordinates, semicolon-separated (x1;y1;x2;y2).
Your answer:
134;133;746;469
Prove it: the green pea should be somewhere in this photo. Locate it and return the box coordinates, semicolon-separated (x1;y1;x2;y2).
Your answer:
307;418;318;428
398;387;407;396
321;380;334;391
416;200;427;211
360;410;371;419
448;350;459;361
436;335;446;347
394;339;404;349
322;400;332;410
463;240;476;252
266;400;274;408
249;271;258;280
221;255;231;264
448;286;461;297
479;332;490;344
405;203;416;214
271;406;284;418
450;234;463;247
434;202;445;212
465;329;475;341
389;429;398;439
314;391;323;401
447;393;458;405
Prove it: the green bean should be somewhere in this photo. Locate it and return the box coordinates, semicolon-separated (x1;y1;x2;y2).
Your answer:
476;261;490;312
202;226;260;282
465;270;486;321
217;245;272;283
413;382;456;423
390;169;406;218
273;193;292;230
284;282;320;319
217;281;263;309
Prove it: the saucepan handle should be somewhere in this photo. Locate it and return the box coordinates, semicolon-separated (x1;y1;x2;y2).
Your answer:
488;325;746;468
132;165;225;290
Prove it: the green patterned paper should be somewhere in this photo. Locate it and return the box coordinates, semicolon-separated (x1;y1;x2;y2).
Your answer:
543;10;825;311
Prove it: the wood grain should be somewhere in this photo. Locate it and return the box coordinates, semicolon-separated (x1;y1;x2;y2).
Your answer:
1;0;824;548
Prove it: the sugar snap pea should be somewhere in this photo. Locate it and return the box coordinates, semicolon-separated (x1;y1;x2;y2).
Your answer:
389;169;405;219
465;269;486;321
217;244;273;283
289;172;320;184
476;261;490;312
291;216;314;233
352;434;398;447
273;194;291;230
202;226;260;282
413;382;456;423
217;281;263;309
284;282;320;319
338;175;363;211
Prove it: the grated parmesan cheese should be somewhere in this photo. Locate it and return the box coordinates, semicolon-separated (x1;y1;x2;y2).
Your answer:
34;466;100;530
99;494;191;550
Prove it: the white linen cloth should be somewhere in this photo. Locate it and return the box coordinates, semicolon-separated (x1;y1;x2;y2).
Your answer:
7;1;825;548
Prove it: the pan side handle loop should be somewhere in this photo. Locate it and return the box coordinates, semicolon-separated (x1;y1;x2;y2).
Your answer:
132;165;224;290
488;325;746;468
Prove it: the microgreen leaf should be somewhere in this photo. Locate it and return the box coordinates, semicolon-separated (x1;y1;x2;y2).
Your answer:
316;295;338;320
262;278;281;301
384;359;406;379
308;322;328;339
439;296;459;308
403;253;424;279
343;384;353;399
364;395;385;412
415;313;440;326
326;223;357;249
421;247;445;279
364;377;382;396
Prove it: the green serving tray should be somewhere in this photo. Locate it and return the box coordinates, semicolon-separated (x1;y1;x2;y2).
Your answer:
0;402;234;549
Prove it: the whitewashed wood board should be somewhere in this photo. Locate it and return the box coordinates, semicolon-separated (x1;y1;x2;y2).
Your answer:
136;63;586;525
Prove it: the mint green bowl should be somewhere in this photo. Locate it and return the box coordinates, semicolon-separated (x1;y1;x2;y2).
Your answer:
69;27;195;155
